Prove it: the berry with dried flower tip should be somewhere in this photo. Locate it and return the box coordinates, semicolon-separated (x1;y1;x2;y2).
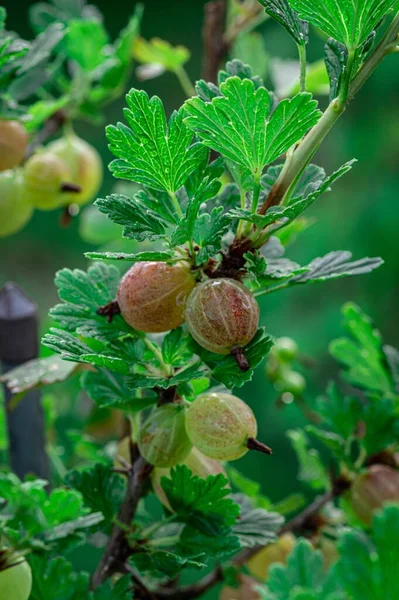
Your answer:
247;533;295;580
0;170;33;237
185;278;259;370
117;261;196;333
220;575;261;600
152;447;228;510
0;549;32;600
138;404;192;468
47;134;102;206
185;392;271;461
23;152;72;210
0;120;28;172
350;464;399;525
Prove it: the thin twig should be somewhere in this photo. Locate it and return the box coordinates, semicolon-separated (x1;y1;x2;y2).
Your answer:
90;444;153;590
202;0;228;83
24;109;67;160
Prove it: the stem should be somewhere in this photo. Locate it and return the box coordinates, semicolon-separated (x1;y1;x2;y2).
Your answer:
143;338;172;377
169;192;184;220
253;281;291;297
297;43;307;93
257;10;399;218
91;452;152;589
243;174;261;236
175;66;196;98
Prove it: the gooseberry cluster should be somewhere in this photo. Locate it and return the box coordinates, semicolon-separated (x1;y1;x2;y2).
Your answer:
106;261;270;470
0;120;103;237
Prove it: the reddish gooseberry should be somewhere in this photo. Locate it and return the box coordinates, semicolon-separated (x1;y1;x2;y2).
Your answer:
0;120;28;172
185;278;259;370
117;261;196;333
350;464;399;525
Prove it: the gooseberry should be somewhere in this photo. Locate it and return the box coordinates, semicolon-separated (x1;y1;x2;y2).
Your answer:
117;261;196;333
274;337;298;362
247;533;295;580
0;170;33;237
185;278;259;370
220;575;261;600
350;464;399;525
279;370;306;396
152;447;228;511
138;403;192;468
47;133;103;206
0;549;32;600
0;120;28;172
23;152;70;210
185;392;271;461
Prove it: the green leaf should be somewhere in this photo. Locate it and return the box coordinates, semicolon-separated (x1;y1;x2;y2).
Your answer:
49;263;132;341
263;539;340;600
290;0;397;49
184;77;320;178
43;329;130;373
162;327;194;367
313;382;362;442
45;512;104;542
66;19;108;71
325;39;348;101
179;525;241;558
259;0;309;45
329;303;394;395
92;578;132;600
82;369;155;411
383;344;399;393
218;58;266;89
17;22;65;74
107;89;207;193
0;355;77;394
287;430;329;490
293;251;383;283
336;506;399;600
191;328;274;389
133;36;190;73
161;465;240;535
95;191;169;242
29;555;89;600
232;495;283;547
130;549;204;578
65;464;125;525
85;250;174;262
127;362;205;391
360;397;399;455
170;176;222;247
231;161;354;230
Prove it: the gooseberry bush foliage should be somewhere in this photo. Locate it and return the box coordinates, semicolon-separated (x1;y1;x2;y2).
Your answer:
1;0;399;599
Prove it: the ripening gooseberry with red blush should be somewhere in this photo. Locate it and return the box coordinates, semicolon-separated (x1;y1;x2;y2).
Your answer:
117;261;196;333
350;464;399;525
185;278;259;369
0;120;28;172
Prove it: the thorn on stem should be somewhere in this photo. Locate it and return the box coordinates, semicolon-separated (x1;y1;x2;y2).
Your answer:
97;300;121;323
247;437;273;455
231;347;250;371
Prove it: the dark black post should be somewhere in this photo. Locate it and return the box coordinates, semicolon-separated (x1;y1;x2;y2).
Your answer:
0;283;50;480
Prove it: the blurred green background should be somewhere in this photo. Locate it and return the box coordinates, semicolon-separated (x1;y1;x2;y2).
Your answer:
1;0;399;595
